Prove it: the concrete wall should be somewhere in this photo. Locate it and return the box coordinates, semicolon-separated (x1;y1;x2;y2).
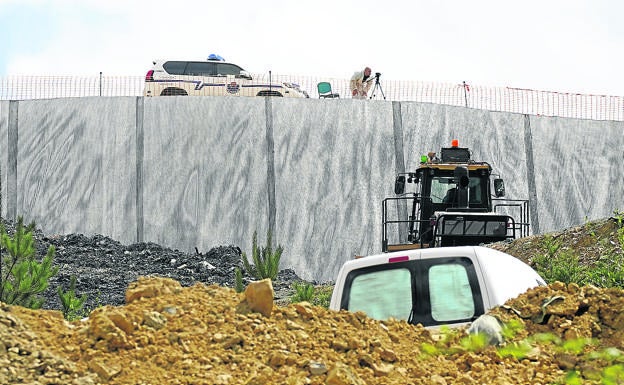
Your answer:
0;101;7;217
1;96;623;281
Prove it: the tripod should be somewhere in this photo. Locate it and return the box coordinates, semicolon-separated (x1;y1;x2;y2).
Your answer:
369;74;386;100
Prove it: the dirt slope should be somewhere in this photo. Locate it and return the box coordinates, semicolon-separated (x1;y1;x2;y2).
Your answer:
2;275;624;385
489;217;622;267
1;216;624;384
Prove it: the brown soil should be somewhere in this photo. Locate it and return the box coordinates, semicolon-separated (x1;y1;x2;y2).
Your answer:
1;276;623;385
2;217;624;385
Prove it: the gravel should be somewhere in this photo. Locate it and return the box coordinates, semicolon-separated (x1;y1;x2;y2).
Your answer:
0;217;305;312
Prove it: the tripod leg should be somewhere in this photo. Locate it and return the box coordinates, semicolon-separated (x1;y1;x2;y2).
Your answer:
378;84;386;100
369;83;378;100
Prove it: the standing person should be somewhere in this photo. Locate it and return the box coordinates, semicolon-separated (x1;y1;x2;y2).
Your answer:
350;67;373;99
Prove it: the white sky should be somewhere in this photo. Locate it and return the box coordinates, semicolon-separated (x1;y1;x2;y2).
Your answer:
1;0;622;96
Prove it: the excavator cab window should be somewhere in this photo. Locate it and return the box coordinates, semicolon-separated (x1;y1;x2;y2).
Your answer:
430;177;454;203
429;176;485;205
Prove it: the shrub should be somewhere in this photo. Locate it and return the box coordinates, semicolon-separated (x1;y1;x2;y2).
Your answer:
57;275;88;321
290;281;315;303
0;217;58;309
241;230;283;281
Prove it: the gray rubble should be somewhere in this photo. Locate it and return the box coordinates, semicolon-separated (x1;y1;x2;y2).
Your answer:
0;217;304;312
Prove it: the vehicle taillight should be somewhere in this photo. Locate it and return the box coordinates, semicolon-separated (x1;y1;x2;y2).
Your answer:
145;70;154;82
388;256;409;263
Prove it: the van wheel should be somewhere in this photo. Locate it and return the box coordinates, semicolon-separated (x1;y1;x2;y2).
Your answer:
256;91;283;97
161;88;188;96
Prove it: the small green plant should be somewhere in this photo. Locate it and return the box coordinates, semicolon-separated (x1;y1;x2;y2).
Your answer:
613;209;624;228
0;217;58;309
533;249;589;285
587;255;624;288
290;281;315;303
311;284;333;308
500;318;524;340
602;364;624;385
234;267;244;293
241;230;283;281
497;340;534;360
419;342;440;356
562;370;583;385
559;337;594;355
459;332;489;352
57;275;88;321
543;234;562;256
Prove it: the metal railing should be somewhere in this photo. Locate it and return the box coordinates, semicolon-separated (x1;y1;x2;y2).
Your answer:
1;74;623;121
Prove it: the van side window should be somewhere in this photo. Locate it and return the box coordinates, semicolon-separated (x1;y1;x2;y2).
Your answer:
428;263;475;322
347;268;412;321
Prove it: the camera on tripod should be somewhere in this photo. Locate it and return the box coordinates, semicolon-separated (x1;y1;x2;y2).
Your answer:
369;72;385;100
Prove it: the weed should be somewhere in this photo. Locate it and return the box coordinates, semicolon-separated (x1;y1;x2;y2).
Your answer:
497;340;534;360
57;275;88;321
533;250;589;285
0;217;58;309
613;209;624;228
311;284;333;308
241;230;283;281
459;332;489;352
234;267;244;293
290;281;315;303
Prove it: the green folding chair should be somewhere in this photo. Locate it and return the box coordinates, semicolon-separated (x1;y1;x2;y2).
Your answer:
317;82;339;98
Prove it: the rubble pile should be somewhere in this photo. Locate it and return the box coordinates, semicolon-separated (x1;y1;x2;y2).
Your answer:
2;277;623;384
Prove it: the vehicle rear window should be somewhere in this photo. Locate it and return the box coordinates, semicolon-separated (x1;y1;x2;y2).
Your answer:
347;268;412;321
163;61;187;75
341;257;484;327
429;263;475;321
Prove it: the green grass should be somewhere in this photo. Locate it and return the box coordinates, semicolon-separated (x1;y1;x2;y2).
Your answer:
532;214;624;289
289;281;333;308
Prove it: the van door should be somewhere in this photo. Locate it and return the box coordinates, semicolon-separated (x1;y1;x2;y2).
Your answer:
339;256;485;327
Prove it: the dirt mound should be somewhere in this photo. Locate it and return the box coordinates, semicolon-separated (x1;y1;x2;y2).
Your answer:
489;217;622;267
2;276;623;385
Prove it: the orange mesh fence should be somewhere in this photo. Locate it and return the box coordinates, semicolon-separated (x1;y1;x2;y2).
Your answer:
1;74;622;121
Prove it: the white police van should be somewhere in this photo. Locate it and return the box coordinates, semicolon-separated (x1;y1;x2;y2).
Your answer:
330;246;545;328
143;54;309;98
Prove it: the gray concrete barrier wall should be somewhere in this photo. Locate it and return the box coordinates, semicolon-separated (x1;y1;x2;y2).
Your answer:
12;97;138;241
141;96;269;257
1;96;623;281
1;101;8;217
272;98;397;279
530;116;624;230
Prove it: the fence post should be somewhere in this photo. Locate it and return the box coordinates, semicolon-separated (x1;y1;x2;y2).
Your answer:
99;72;102;96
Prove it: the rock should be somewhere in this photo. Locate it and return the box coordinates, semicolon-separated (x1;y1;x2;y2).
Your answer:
238;279;274;317
467;314;504;345
326;363;365;385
